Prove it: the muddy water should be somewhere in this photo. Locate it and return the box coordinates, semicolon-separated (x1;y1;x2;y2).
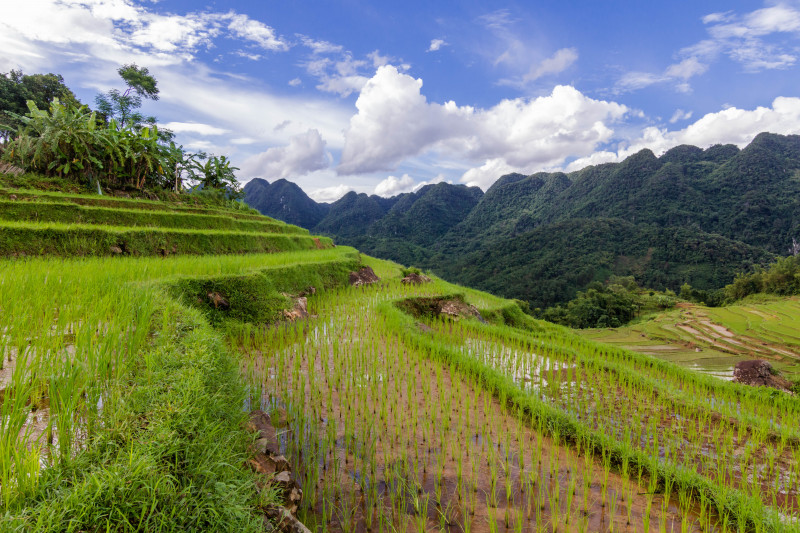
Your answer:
242;305;716;532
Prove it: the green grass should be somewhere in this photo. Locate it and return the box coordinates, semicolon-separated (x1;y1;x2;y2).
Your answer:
0;200;307;233
0;220;331;258
0;187;264;219
0;246;361;531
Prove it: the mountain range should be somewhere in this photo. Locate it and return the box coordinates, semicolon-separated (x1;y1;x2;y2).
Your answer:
244;132;800;309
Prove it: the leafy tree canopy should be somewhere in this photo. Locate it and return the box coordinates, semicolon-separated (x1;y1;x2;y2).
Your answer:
95;64;160;130
0;70;81;141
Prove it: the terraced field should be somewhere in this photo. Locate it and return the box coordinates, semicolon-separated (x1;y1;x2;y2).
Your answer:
0;187;328;258
3;185;800;532
581;299;800;380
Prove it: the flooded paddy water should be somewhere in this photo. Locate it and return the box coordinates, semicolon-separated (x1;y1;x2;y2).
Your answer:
237;281;745;532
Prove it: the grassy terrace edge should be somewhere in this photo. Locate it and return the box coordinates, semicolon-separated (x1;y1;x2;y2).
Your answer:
0;187;267;219
0;200;309;234
0;249;362;532
0;222;332;257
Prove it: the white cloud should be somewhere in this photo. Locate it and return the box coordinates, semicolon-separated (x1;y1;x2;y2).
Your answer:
298;35;343;55
239;129;329;179
616;56;708;94
565;96;800;174
303;53;370;97
564;151;620;172
669;109;693;123
308;184;353;203
231;137;258;145
413;174;449;191
338;66;628;177
428;39;447;52
288;78;301;87
0;0;289;73
618;2;800;93
665;56;708;79
374;174;415;197
161;122;230;135
460;159;518;189
524;47;578;81
225;13;288;51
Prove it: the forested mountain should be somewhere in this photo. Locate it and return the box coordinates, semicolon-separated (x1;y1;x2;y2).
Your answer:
244;133;800;308
243;178;330;229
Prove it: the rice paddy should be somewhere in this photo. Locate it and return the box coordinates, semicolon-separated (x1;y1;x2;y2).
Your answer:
3;188;800;531
236;258;800;532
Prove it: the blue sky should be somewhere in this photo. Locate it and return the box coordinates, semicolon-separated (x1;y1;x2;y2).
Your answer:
3;0;800;201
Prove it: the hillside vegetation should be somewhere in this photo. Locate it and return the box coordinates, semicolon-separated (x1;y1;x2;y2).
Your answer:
244;132;800;308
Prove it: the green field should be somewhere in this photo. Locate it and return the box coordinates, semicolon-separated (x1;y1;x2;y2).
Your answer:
2;187;800;532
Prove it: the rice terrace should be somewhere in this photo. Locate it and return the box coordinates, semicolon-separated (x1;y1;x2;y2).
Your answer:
0;174;800;532
5;2;800;531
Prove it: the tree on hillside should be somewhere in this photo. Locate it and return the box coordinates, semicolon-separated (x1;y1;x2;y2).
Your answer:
95;64;160;130
0;70;81;142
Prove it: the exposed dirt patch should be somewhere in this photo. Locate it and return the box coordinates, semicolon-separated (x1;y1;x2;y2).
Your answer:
348;266;380;286
396;295;485;322
401;272;431;284
733;360;793;392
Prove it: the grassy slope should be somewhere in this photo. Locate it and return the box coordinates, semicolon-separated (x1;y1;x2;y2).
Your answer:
0;183;360;530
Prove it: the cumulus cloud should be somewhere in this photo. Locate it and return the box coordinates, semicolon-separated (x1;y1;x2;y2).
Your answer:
374;174;416;197
0;0;289;72
338;66;628;177
428;39;447;52
239;129;329;179
413;174;449;191
303;54;370;97
308;184;354;203
460;159;519;189
565;96;800;172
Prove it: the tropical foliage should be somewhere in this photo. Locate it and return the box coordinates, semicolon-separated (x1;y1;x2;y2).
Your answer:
0;67;243;198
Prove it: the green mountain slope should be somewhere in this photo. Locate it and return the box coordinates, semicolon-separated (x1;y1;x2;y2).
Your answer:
243;132;800;307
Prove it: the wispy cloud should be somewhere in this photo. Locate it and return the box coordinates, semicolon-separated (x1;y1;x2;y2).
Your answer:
616;2;800;94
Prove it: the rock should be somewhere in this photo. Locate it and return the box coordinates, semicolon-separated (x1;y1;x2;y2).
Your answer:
264;505;312;533
733;360;793;392
248;454;277;476
8;195;17;201
271;454;291;473
349;266;380;286
109;245;123;254
247;410;281;455
439;300;486;322
272;471;303;513
283;297;308;321
299;286;316;297
401;272;431;284
207;292;230;310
